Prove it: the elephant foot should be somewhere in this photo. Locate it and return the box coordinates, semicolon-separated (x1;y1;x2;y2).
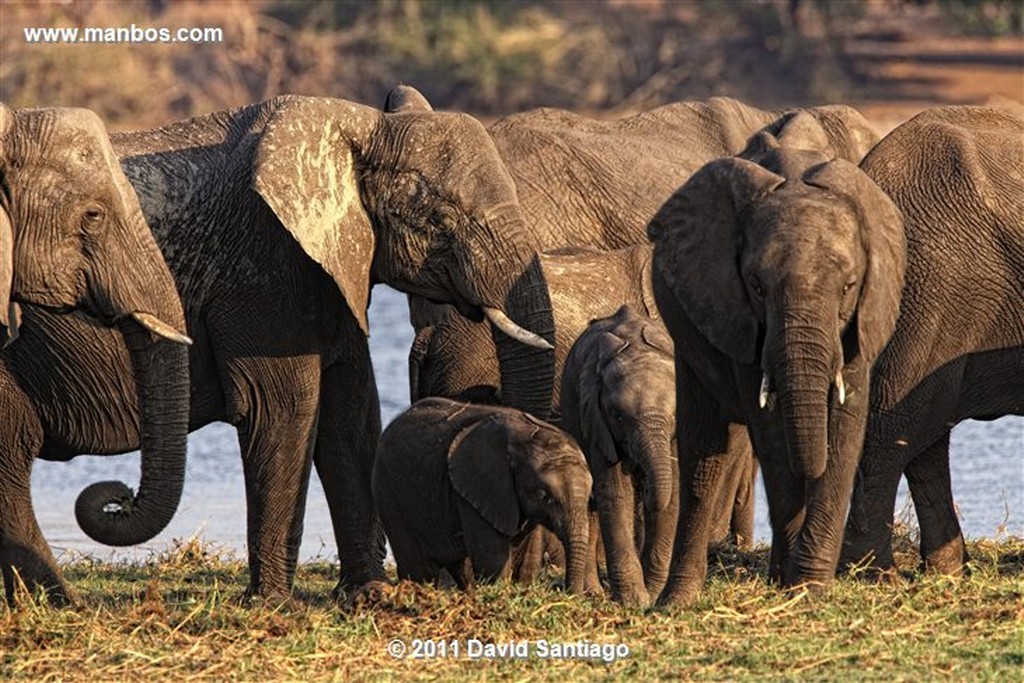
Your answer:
613;586;650;609
653;579;701;611
921;537;970;577
340;579;393;612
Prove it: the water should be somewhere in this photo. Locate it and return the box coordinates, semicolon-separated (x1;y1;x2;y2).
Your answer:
31;286;1024;565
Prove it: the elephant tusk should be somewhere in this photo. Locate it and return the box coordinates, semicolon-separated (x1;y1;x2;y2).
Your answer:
835;370;846;406
131;312;193;346
758;372;771;409
483;306;553;350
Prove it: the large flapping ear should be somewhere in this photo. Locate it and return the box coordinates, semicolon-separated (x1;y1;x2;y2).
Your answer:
251;97;379;335
383;85;434;113
648;157;785;365
804;160;906;363
448;415;522;537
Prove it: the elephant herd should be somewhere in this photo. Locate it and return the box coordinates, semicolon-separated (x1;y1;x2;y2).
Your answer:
0;87;1020;611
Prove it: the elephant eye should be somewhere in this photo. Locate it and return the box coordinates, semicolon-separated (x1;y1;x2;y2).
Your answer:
84;207;103;221
842;280;856;294
749;276;764;298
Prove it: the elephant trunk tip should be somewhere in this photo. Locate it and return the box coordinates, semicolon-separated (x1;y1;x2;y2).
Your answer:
75;480;178;547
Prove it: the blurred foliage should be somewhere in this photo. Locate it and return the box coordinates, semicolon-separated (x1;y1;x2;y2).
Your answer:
0;0;1018;129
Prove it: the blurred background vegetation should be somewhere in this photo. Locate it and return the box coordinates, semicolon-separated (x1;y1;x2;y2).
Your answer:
1;0;1021;129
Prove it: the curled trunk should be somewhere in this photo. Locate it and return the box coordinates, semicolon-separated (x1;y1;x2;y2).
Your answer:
75;292;189;545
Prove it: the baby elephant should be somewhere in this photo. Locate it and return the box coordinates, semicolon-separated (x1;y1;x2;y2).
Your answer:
373;397;593;593
562;306;755;606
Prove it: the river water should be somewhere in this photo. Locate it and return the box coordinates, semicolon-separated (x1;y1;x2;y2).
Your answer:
31;286;1024;563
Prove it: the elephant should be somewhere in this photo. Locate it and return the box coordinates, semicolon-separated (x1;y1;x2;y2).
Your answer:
372;397;593;593
648;110;906;605
0;106;191;605
561;305;755;606
0;103;190;345
0;93;558;604
648;105;1022;607
839;107;1024;575
409;245;757;594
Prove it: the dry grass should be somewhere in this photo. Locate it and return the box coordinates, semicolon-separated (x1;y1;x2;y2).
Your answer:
2;535;1021;681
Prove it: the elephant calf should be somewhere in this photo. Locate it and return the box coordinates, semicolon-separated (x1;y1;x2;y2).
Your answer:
373;397;592;593
562;306;755;605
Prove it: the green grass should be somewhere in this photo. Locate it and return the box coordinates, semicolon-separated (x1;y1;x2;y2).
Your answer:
2;535;1021;681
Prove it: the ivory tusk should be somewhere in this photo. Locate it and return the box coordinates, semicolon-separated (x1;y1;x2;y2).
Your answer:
758;372;770;409
483;306;553;350
835;371;846;405
131;312;193;346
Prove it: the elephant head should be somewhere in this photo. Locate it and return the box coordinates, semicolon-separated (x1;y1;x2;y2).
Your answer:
251;91;554;417
0;104;190;345
448;413;592;594
0;104;191;551
649;147;905;482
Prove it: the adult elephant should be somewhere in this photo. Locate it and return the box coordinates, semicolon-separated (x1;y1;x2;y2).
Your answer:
0;106;190;606
1;94;555;603
649;106;1021;607
840;107;1023;575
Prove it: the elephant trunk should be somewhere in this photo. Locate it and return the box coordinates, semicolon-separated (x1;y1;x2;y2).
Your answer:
75;302;190;546
560;511;591;595
631;419;675;514
773;318;835;481
481;233;555;419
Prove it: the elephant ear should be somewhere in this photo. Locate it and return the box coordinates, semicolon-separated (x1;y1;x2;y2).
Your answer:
251;97;378;335
804;159;906;363
448;415;522;537
640;321;673;357
0;202;18;347
0;103;16;345
579;331;627;467
384;85;433;113
648;157;785;365
636;245;660;320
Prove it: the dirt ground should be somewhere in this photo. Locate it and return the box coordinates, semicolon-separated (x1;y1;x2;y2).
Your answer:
842;18;1023;134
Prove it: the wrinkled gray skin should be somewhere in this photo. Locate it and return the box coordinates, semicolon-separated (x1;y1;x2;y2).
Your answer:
840;107;1024;575
411;245;756;594
390;85;875;586
0;106;189;606
561;306;755;606
1;94;557;602
649;112;907;606
373;398;593;593
386;86;880;332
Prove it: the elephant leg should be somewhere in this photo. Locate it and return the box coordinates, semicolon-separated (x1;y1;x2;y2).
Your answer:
314;357;387;596
840;444;905;574
745;419;805;584
658;362;741;608
641;457;679;600
230;355;321;600
0;387;73;606
905;432;968;575
455;497;511;583
596;462;648;606
729;442;757;549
